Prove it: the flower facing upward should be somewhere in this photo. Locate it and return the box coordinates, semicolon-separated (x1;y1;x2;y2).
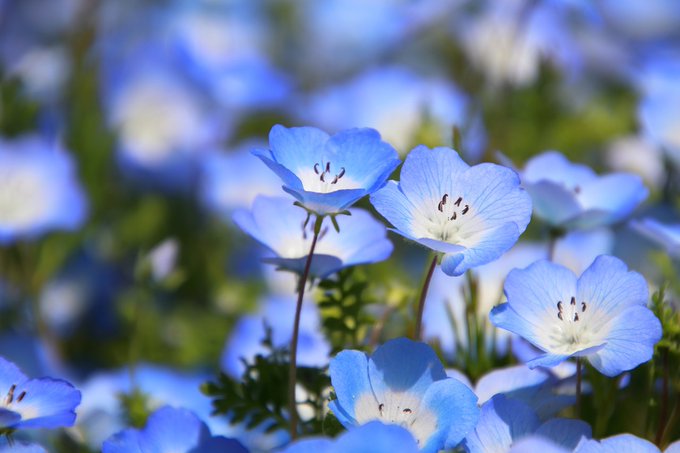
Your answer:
370;145;532;276
490;255;662;376
253;125;400;216
329;338;479;453
0;356;81;430
521;151;648;229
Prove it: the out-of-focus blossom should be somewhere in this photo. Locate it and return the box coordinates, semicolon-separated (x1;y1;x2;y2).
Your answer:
463;395;591;453
575;433;661;452
371;146;531;276
281;421;420;453
221;296;330;378
0;356;81;430
521;151;647;229
102;406;247;453
509;436;571;453
631;218;680;258
456;0;587;87
595;0;680;41
491;256;661;376
605;136;664;191
0;441;47;453
329;338;479;453
234;196;393;278
254;125;400;216
199;142;283;217
301;66;486;158
639;85;680;168
0;134;87;243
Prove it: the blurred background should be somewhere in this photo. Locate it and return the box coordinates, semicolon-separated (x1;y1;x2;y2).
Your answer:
1;0;680;451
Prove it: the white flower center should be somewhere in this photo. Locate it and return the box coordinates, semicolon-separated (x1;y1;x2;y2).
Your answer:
298;161;359;193
415;193;474;243
0;383;38;421
353;391;437;446
0;168;51;229
546;296;601;354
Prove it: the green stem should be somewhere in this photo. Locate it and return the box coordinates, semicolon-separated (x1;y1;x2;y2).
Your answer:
288;216;323;439
576;358;582;417
414;255;438;341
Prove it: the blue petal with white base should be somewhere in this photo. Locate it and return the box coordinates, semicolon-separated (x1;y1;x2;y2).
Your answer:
253;125;400;215
490;255;662;376
371;146;531;276
233;196;393;278
329;337;479;452
575;433;661;453
0;356;80;430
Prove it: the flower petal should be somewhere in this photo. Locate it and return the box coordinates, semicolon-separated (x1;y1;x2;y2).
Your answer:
370;181;419;239
139;407;210;452
577;173;648;223
575;433;660;453
526;353;571;369
13;378;81;429
268;125;330;176
509;436;571;453
535;418;592;450
329;350;372;425
525;180;582;227
333;421;420;453
282;186;368;215
522;151;596;186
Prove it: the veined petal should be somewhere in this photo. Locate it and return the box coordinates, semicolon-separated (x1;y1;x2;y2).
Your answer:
268;125;330;176
575;434;660;453
329;350;372;425
0;358;28;396
526;353;571;369
535;418;592;450
370;181;419;239
510;436;571;453
587;305;661;377
252;147;304;192
489;304;550;351
283;186;368;215
368;338;447;398
333;422;419;453
12;378;81;429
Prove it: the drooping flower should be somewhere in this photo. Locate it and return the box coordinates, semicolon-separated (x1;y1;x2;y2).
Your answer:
102;406;246;453
575;433;662;453
370;145;531;276
0;356;81;430
233;196;393;278
490;255;662;376
463;395;591;453
521;151;648;230
329;337;479;452
253;125;400;216
631;218;680;258
0;134;87;243
281;421;420;453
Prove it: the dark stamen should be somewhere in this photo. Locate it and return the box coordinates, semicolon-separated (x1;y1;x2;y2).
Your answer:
574;313;580;322
558;312;563;321
378;403;384;413
6;384;15;404
462;205;469;215
442;194;448;204
402;408;412;414
557;301;563;312
16;391;26;403
338;167;345;179
325;162;331;173
570;296;576;306
450;212;457;220
454;197;462;206
331;175;339;184
581;302;587;312
320;172;325;182
313;163;320;175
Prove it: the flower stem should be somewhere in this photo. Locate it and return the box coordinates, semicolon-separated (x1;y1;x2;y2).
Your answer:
414;255;438;341
576;358;582;416
288;215;323;440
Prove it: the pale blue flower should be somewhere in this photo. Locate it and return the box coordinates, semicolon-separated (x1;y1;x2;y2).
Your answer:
490;255;662;376
371;145;531;276
0;356;81;430
463;395;591;453
521;151;648;229
253;125;400;216
102;406;246;453
233;196;393;278
281;421;420;453
0;440;47;453
0;134;87;243
631;217;680;258
575;433;661;453
329;337;479;452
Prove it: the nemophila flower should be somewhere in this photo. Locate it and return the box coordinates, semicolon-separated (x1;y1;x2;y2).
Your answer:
521;151;648;229
281;421;420;453
370;145;531;276
490;255;662;376
301;66;486;159
221;296;330;378
631;218;680;258
463;395;591;453
102;406;246;453
0;440;46;453
508;436;570;453
329;337;479;452
575;433;662;453
253;125;400;216
0;134;87;244
0;356;81;430
233;196;393;278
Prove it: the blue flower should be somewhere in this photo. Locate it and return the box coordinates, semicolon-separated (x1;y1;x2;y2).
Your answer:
221;295;330;378
0;356;81;430
521;151;648;229
0;134;87;243
329;337;479;452
281;421;420;453
490;255;662;376
0;440;47;453
575;433;661;453
370;145;531;276
102;406;246;453
631;217;680;258
233;196;393;278
463;395;591;453
253;125;400;216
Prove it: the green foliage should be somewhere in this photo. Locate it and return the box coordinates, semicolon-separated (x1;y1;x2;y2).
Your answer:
652;286;680;355
119;387;152;428
203;329;330;436
317;268;376;353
